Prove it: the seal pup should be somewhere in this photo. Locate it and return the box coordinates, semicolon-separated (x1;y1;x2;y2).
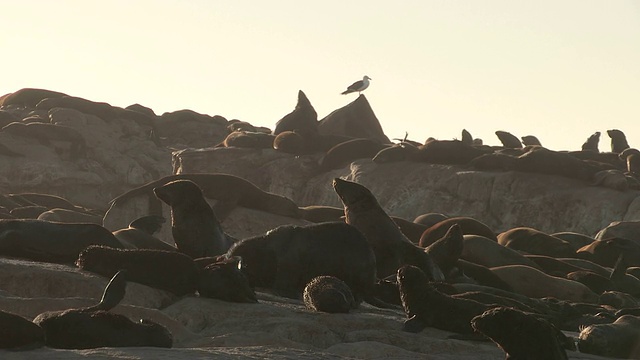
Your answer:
303;275;356;313
33;270;173;349
578;315;640;358
332;178;444;280
397;265;492;334
226;221;394;308
471;307;569;360
153;179;234;258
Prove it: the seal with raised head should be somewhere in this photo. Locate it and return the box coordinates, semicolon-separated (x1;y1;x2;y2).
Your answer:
578;315;640;358
495;130;523;149
471;307;569;360
521;135;542;146
332;178;444;280
33;270;173;349
303;275;356;313
581;131;600;152
397;264;492;334
153;179;234;258
607;129;630;154
226;221;393;308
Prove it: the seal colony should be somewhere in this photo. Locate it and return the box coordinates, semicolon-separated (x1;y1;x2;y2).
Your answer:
2;87;640;358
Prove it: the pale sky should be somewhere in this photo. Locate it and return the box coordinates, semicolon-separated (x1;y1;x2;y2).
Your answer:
2;1;639;151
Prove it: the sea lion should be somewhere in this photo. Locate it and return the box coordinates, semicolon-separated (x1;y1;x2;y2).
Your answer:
471;307;569;360
412;139;489;165
566;271;613;295
197;257;258;303
0;310;45;350
0;219;122;264
226;221;393;308
33;271;173;349
298;205;344;223
76;245;198;296
513;146;604;182
112;215;175;251
318;138;388;172
397;265;492;334
390;216;429;243
578;315;640;358
332;178;444;280
607;129;630;154
303;275;356;313
577;237;640;267
619;148;640;176
412;212;448;228
153;179;234;258
551;231;595;252
490;265;599;303
461;129;473;145
272;130;307;154
223;130;275;149
9;193;77;210
581;131;600;152
372;142;420;163
419;217;497;247
454;259;514;292
37;208;103;224
461;234;543;270
591;169;629;191
1;122;87;159
272;90;318;136
495;130;523;149
599;290;639;309
424;224;463;275
521;135;542;146
524;255;585;277
497;227;575;258
468;152;518;171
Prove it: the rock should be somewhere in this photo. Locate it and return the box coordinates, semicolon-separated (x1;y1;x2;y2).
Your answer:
318;95;390;144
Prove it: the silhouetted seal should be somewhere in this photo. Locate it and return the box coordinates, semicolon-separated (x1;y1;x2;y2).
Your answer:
33;270;173;349
112;215;176;251
607;129;630;154
578;315;640;358
0;219;122;264
424;224;463;275
154;179;234;258
471;307;569;360
521;135;542;146
303;275;356;313
197;256;257;303
495;130;523;148
0;310;45;350
620;148;640;175
226;221;393;308
332;178;444;280
397;265;492;334
581;131;600;152
419;216;497;247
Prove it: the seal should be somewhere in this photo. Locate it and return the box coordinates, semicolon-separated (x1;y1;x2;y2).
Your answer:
513;146;605;182
578;315;640;358
521;135;542;146
0;219;122;264
619;148;640;176
397;265;492;334
461;129;473;145
607;129;630;154
471;307;569;360
303;275;356;313
497;227;575;258
581;131;600;152
37;208;103;224
35;95;118;121
412;212;448;228
524;255;585;277
9;205;47;219
577;237;640;268
197;256;258;303
332;178;444;280
490;265;599;303
153;179;234;258
298;205;345;223
226;221;393;308
112;215;176;251
0;310;45;350
32;270;173;349
566;270;613;295
495;130;523;148
412;139;489;165
223;130;275;149
419;216;497;247
551;231;595;252
318;138;388;172
272;130;307;154
599;290;638;309
461;234;543;270
424;224;464;275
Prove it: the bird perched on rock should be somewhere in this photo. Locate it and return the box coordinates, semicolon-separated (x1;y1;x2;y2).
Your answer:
341;76;371;95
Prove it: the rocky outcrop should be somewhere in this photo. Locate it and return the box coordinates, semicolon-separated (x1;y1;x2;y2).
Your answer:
318;95;391;144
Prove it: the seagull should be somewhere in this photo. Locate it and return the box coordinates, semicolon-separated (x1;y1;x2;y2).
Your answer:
341;75;372;95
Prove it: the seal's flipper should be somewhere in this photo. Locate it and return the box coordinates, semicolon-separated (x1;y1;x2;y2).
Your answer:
95;270;128;311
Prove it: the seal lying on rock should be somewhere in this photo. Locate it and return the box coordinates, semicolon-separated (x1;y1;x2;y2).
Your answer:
197;256;257;303
154;179;234;258
332;178;444;281
0;219;122;264
578;315;640;358
0;310;45;350
112;215;176;251
471;307;569;360
226;221;394;308
303;275;356;313
33;270;173;349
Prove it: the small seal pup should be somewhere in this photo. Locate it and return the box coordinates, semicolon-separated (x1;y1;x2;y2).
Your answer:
332;178;444;281
153;179;234;258
303;275;356;313
471;307;569;360
33;270;173;349
397;264;492;334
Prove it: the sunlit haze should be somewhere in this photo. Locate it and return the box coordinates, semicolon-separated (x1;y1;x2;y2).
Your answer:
2;1;639;151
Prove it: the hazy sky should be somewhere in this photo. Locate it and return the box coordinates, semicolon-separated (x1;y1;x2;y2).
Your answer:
2;1;639;151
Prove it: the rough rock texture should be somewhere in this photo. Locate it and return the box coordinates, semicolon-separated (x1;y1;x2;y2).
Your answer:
318;95;391;144
173;147;640;236
0;89;234;210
